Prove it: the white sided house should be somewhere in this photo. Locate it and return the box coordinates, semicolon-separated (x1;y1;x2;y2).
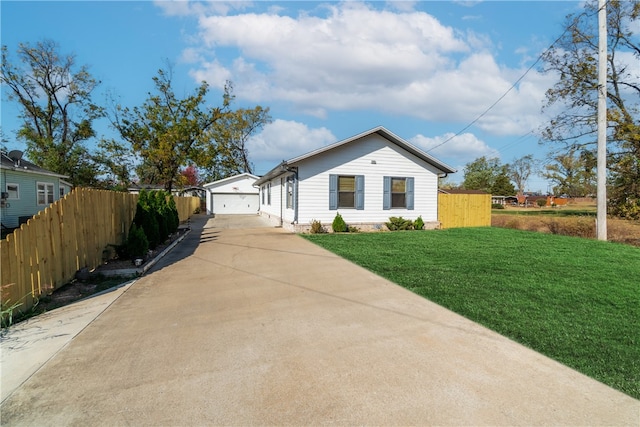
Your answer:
203;173;260;215
254;126;456;232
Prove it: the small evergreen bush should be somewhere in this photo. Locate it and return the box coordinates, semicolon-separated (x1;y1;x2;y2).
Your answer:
536;199;547;208
414;216;424;230
309;219;326;234
386;216;413;231
492;203;505;209
167;195;180;233
126;223;149;259
332;212;347;232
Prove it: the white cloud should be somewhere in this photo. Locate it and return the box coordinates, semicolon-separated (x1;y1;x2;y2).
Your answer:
174;1;556;137
410;132;500;165
247;119;336;166
386;1;418;12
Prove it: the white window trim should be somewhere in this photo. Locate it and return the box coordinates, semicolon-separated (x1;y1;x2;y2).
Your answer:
37;182;55;205
6;183;19;200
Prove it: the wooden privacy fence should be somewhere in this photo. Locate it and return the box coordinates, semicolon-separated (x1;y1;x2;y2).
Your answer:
1;188;200;318
438;193;491;229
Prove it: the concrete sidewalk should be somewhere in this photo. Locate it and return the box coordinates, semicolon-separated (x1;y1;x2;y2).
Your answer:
1;214;638;426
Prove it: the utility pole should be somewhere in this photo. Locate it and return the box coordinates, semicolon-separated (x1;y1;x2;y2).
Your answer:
596;0;607;241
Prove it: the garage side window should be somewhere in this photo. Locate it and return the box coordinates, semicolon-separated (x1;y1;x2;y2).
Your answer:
267;183;271;205
261;186;265;205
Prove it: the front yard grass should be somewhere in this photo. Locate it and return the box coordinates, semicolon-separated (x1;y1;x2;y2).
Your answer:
303;227;640;399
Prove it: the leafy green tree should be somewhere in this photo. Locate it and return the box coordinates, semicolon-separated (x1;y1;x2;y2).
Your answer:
491;173;516;196
112;68;230;192
93;137;135;190
202;104;272;179
542;149;597;197
462;157;502;193
541;0;640;218
0;40;104;185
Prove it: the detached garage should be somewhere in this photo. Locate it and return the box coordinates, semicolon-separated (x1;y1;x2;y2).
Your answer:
203;173;260;215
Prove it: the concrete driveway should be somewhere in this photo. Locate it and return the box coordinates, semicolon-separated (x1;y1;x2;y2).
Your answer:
1;214;638;426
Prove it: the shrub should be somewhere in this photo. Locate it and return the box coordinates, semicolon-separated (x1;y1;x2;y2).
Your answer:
414;216;424;230
348;226;359;233
386;216;413;231
492;203;505;209
332;212;348;232
132;190;169;249
536;198;547;208
126;223;149;259
166;195;180;233
546;218;595;238
309;219;326;234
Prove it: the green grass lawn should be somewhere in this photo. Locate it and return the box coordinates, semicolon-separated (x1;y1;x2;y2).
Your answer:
303;228;640;399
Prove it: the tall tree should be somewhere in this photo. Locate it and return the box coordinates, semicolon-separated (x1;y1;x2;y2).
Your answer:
463;156;516;195
1;40;104;185
541;0;640;218
543;149;597;197
508;154;537;194
93;137;136;190
112;68;229;192
202;104;271;179
491;173;517;196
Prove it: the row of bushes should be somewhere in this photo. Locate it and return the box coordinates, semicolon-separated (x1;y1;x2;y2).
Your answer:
309;213;425;234
122;190;181;259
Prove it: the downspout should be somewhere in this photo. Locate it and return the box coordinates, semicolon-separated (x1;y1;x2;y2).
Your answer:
279;177;284;227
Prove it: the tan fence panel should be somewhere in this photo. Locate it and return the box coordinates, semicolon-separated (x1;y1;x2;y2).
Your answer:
174;196;200;222
438;193;491;229
2;188;199;320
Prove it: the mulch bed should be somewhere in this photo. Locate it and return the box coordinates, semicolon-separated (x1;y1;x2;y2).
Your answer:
36;227;189;313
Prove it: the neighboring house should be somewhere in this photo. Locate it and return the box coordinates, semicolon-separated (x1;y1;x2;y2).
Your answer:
254;126;456;232
491;195;518;206
203;173;260;215
1;150;70;229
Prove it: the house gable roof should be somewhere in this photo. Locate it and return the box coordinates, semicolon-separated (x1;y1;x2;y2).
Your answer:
203;173;259;189
255;126;456;185
0;151;68;179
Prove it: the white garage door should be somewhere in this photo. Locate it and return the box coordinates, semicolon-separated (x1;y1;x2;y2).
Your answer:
212;193;259;214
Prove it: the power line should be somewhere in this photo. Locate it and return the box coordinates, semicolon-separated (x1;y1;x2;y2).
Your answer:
425;9;592;154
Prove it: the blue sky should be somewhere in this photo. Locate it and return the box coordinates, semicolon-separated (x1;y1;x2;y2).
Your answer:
2;1;587;191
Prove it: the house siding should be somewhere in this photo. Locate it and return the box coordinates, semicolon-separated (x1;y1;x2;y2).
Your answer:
258;133;442;231
1;169;62;228
259;177;292;226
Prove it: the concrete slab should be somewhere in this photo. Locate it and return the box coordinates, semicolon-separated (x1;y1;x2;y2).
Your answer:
1;280;134;402
1;214;638;426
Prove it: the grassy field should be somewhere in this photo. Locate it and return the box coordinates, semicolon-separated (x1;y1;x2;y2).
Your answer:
492;208;640;246
303;228;640;399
